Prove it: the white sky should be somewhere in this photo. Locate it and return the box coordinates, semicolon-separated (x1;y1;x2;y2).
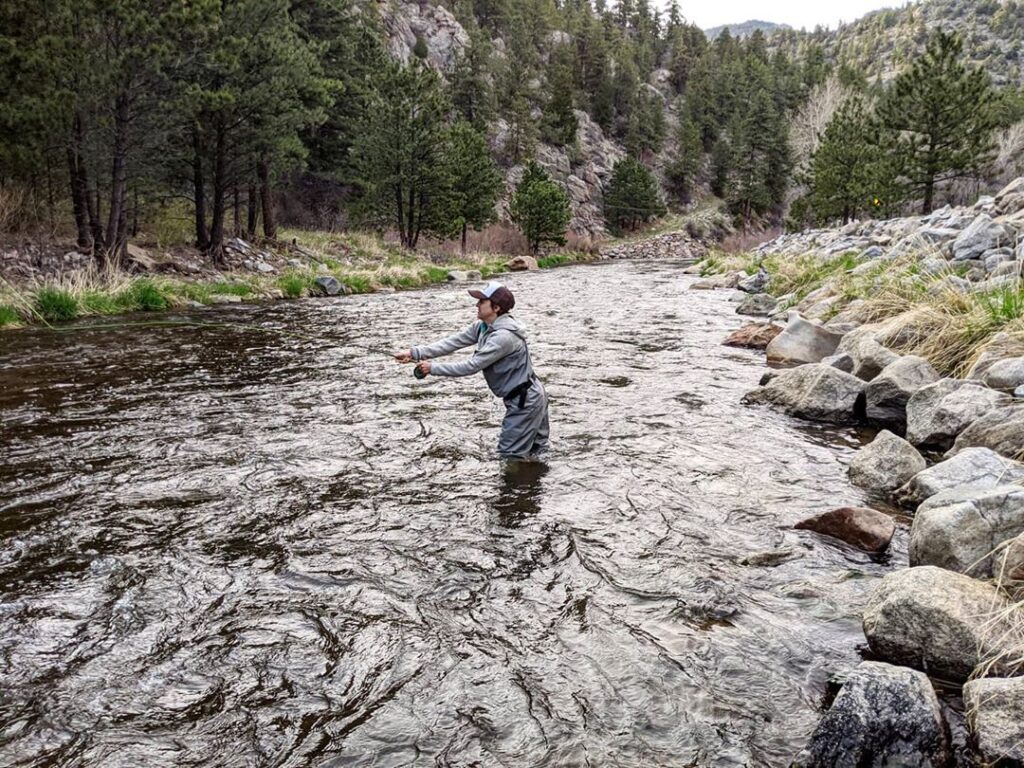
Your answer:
670;0;903;31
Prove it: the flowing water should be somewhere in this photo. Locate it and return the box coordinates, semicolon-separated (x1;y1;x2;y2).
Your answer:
0;260;904;767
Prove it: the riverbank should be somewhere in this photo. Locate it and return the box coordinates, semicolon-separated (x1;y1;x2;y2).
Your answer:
701;177;1024;765
0;229;597;330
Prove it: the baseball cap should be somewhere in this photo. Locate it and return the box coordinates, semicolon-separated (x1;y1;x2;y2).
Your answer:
468;281;515;313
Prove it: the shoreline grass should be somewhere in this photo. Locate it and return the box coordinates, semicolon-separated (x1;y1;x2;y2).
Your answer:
0;232;596;331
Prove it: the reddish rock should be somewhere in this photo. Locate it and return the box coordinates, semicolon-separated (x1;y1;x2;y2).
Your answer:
723;323;782;350
795;507;896;553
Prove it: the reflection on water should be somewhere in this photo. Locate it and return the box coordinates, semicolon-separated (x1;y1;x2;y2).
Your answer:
0;261;905;767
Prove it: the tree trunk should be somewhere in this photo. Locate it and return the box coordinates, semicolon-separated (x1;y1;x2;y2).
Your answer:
461;222;467;255
104;90;131;262
192;126;209;250
89;182;104;255
247;179;258;238
208;120;227;263
395;184;407;248
257;157;276;239
922;177;934;214
407;186;417;249
67;113;92;252
232;184;241;238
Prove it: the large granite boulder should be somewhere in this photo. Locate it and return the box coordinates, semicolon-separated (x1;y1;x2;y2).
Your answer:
862;566;1018;682
691;271;742;290
736;292;778;317
313;275;345;296
835;327;900;381
995;533;1024;582
895;448;1024;507
949;403;1024;460
849;430;927;493
905;379;1013;448
795;507;896;553
963;677;1024;767
952;214;1012;261
722;323;782;349
994;176;1024;216
737;267;769;293
982;357;1024;392
741;363;864;423
799;662;949;768
966;332;1024;382
910;485;1024;577
858;355;940;428
765;312;844;365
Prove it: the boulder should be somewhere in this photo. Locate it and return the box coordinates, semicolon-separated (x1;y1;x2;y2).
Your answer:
905;379;1013;448
820;352;855;374
799;662;949;768
765;312;844;365
995;533;1024;582
952;214;1012;261
862;565;1018;682
741;363;864;423
737;267;769;293
835;327;900;381
949;403;1024;460
691;271;743;290
963;677;1024;766
994;176;1024;216
982;357;1024;392
722;323;782;349
314;276;344;296
896;447;1024;507
849;430;926;493
966;332;1024;382
736;293;778;317
858;355;940;428
910;485;1024;577
506;255;538;271
794;507;896;553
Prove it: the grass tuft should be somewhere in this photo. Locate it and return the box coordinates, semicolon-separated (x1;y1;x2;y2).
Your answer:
0;304;22;327
35;287;79;323
277;273;309;299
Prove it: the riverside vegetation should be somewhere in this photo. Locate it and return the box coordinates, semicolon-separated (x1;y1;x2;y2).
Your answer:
702;177;1024;766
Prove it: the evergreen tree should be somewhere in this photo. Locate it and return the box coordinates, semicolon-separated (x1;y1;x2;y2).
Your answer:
807;96;877;222
450;30;496;130
603;156;666;232
510;161;571;253
876;29;999;212
665;111;703;203
542;47;579;146
350;62;450;249
441;122;503;253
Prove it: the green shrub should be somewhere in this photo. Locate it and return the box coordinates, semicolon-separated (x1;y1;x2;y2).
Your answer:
0;305;21;327
126;279;170;311
83;292;120;314
425;266;449;283
342;274;372;294
277;273;308;299
35;287;79;322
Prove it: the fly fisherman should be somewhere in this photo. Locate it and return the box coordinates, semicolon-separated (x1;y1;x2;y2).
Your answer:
393;282;550;460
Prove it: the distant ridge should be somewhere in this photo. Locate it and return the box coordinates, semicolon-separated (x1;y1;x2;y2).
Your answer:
704;20;790;40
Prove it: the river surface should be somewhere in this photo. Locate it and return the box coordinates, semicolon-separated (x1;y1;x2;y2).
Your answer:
0;260;904;767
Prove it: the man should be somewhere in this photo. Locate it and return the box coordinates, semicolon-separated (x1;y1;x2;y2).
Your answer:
394;281;550;460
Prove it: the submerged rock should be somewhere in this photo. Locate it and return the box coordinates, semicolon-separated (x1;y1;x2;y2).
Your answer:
741;363;864;423
799;661;949;768
862;565;1019;682
849;430;926;493
910;485;1024;577
795;507;896;553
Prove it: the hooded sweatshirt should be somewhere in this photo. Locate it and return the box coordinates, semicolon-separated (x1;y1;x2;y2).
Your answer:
411;315;534;399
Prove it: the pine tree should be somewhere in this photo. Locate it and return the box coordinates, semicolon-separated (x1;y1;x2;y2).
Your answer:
510;161;571;253
807;96;877;223
603;156;665;232
876;29;999;213
665;111;703;203
541;48;579;146
441;122;503;254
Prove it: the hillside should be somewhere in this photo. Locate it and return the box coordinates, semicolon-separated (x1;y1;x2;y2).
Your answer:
705;20;789;40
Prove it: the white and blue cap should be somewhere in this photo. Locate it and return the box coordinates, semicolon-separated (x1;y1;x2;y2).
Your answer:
468;281;515;312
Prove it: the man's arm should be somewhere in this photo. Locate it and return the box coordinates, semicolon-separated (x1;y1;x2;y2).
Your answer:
411;322;481;361
430;330;518;377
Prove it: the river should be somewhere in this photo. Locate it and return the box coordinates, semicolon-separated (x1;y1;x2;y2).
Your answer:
0;260;903;767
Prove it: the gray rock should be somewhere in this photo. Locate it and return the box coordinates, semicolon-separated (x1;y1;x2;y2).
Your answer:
967;333;1024;381
736;292;778;317
994;176;1024;216
862;565;1017;682
836;327;900;381
991;259;1023;279
964;677;1024;766
983;357;1024;392
209;294;243;304
821;352;855;373
314;276;344;296
896;447;1024;507
953;214;1012;261
795;507;896;553
905;379;1013;448
995;533;1024;582
919;227;960;244
737;267;769;293
911;485;1024;577
741;363;864;423
861;245;884;259
765;312;844;365
983;247;1015;272
849;430;927;493
920;257;950;275
506;255;538;271
948;403;1024;460
859;355;940;428
799;662;949;768
446;270;471;282
690;271;741;290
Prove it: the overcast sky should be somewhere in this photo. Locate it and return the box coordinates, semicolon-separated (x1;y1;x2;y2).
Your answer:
671;0;902;31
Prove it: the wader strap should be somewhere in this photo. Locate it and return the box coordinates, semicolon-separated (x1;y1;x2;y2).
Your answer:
505;377;534;409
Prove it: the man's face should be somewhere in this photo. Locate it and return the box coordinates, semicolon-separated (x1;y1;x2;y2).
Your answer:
476;298;498;323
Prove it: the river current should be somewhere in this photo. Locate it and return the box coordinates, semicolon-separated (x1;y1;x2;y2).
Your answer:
0;260;902;767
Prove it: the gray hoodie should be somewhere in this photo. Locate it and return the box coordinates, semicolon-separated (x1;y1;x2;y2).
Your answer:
411;315;535;399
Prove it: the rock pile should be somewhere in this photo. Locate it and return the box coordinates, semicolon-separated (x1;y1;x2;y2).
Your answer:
599;230;706;261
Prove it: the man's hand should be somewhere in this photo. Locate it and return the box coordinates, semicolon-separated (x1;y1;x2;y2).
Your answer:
393;349;413;363
415;360;432;377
